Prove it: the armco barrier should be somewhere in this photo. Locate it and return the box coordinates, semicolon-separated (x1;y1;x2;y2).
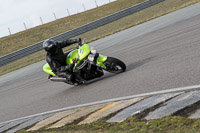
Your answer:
0;0;165;66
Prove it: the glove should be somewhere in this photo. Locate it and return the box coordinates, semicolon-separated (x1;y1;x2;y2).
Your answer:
77;38;82;43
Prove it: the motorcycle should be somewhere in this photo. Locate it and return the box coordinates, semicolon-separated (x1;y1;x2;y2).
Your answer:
43;39;126;85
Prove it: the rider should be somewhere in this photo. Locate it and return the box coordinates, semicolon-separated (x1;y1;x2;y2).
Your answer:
43;38;81;83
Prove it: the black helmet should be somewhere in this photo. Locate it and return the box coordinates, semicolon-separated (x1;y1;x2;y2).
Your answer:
43;39;57;54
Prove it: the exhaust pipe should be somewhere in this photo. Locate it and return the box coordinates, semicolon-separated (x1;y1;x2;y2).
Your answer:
50;77;66;82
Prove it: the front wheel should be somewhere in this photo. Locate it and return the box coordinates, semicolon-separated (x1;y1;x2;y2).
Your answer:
104;57;126;73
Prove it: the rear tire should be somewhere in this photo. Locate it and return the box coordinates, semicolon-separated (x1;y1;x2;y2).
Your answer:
104;57;126;73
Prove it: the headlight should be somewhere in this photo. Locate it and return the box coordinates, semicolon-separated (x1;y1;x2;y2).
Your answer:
88;54;95;61
91;47;97;55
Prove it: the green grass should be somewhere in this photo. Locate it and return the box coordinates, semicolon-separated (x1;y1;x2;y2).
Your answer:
1;0;200;76
17;116;200;133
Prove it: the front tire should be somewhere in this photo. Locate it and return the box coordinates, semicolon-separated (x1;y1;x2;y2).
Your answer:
104;57;126;73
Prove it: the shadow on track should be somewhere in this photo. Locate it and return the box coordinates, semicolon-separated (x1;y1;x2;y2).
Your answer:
85;57;155;85
83;73;115;85
60;73;115;90
126;57;155;71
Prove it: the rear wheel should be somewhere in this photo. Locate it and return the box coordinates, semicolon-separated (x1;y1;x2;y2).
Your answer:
104;57;126;73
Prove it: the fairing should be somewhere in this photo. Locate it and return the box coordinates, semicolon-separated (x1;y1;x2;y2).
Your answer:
43;63;56;76
66;44;90;65
97;55;107;68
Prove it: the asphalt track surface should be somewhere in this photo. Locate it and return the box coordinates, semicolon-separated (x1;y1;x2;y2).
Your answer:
1;3;200;123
